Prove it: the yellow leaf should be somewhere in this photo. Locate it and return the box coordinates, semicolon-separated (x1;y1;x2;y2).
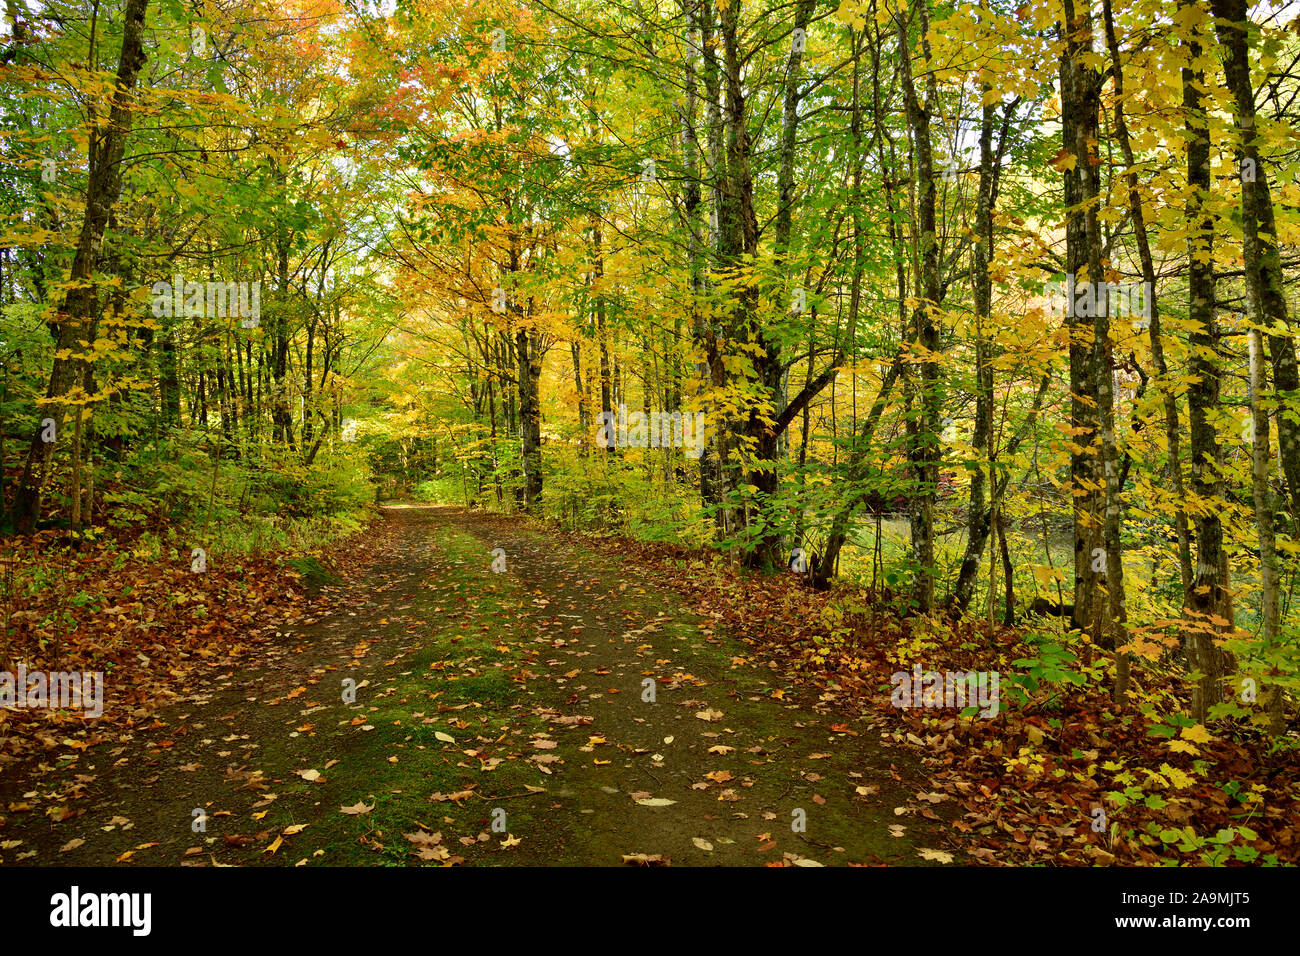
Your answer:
1049;149;1077;172
1160;763;1195;789
1180;723;1214;744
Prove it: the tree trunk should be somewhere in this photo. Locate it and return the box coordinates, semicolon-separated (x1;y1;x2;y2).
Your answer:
896;0;942;611
1213;0;1285;733
12;0;151;532
1060;0;1104;638
515;283;543;511
1181;6;1227;723
1210;0;1300;528
951;92;1017;611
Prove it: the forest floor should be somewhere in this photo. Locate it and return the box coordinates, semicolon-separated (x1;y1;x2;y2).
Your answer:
0;504;951;867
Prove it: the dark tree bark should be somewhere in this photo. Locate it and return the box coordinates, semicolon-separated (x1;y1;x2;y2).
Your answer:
1181;4;1227;722
1059;0;1104;638
896;0;942;611
13;0;152;531
950;94;1017;612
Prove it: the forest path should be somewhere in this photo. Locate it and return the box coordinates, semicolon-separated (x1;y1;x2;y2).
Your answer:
1;504;946;867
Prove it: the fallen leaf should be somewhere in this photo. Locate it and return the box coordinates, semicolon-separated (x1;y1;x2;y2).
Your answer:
919;848;953;863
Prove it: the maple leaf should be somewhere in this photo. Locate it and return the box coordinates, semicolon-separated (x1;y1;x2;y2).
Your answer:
1048;148;1077;172
1180;724;1214;745
1159;763;1196;789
